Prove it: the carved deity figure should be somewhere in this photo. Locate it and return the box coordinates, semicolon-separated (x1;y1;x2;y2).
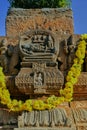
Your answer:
21;34;55;56
38;73;43;86
34;72;43;86
63;39;76;69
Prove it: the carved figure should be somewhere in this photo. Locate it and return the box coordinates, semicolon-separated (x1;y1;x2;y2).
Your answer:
20;32;56;57
64;40;69;54
34;72;43;86
38;73;43;86
44;35;55;52
0;39;8;73
62;39;76;70
0;39;14;74
22;44;34;54
68;43;76;68
9;45;20;75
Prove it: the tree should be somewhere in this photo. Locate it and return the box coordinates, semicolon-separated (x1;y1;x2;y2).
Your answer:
8;0;71;9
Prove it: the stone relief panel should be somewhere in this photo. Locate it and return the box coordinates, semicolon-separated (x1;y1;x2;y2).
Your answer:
34;72;43;87
19;30;58;62
18;108;74;128
33;63;46;93
15;62;64;95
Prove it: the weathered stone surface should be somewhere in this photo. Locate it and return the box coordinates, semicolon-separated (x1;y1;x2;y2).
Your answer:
74;72;87;100
6;8;74;37
70;101;87;109
0;109;18;126
77;126;87;130
70;101;87;130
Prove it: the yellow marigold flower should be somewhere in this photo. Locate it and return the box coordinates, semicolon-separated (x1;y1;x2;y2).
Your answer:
66;76;77;85
18;100;23;107
78;43;85;48
70;66;76;71
78;40;86;46
22;99;33;111
63;88;73;94
66;75;72;82
45;104;55;109
12;99;18;106
78;59;84;64
32;100;45;110
72;64;81;70
59;89;64;95
64;93;73;99
25;99;32;105
65;82;73;88
0;88;3;95
73;71;80;78
7;102;13;109
0;77;5;83
47;95;57;105
57;97;65;102
81;34;87;40
74;58;78;64
76;50;82;58
70;77;77;84
68;71;73;76
2;89;10;96
1;95;11;105
53;99;61;106
65;97;73;102
1;82;6;88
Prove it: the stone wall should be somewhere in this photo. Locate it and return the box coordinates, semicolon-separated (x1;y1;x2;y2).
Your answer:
6;8;74;37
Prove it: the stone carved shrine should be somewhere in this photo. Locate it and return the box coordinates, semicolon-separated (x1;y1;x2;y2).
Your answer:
0;8;87;130
15;30;64;95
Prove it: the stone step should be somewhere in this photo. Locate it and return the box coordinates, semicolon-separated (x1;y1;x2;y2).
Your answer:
14;127;76;130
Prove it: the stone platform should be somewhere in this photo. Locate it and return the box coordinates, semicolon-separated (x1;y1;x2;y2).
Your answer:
14;127;76;130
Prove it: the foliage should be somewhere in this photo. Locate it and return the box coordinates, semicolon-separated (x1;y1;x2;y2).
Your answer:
8;0;71;8
0;34;87;112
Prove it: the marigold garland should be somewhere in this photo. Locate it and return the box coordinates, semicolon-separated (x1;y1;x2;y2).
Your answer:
0;34;87;112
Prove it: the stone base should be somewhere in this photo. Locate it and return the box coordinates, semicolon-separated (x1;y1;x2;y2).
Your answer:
14;127;76;130
0;101;87;130
17;106;74;127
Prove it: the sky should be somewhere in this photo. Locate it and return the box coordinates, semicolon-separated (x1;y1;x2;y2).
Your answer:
0;0;87;36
